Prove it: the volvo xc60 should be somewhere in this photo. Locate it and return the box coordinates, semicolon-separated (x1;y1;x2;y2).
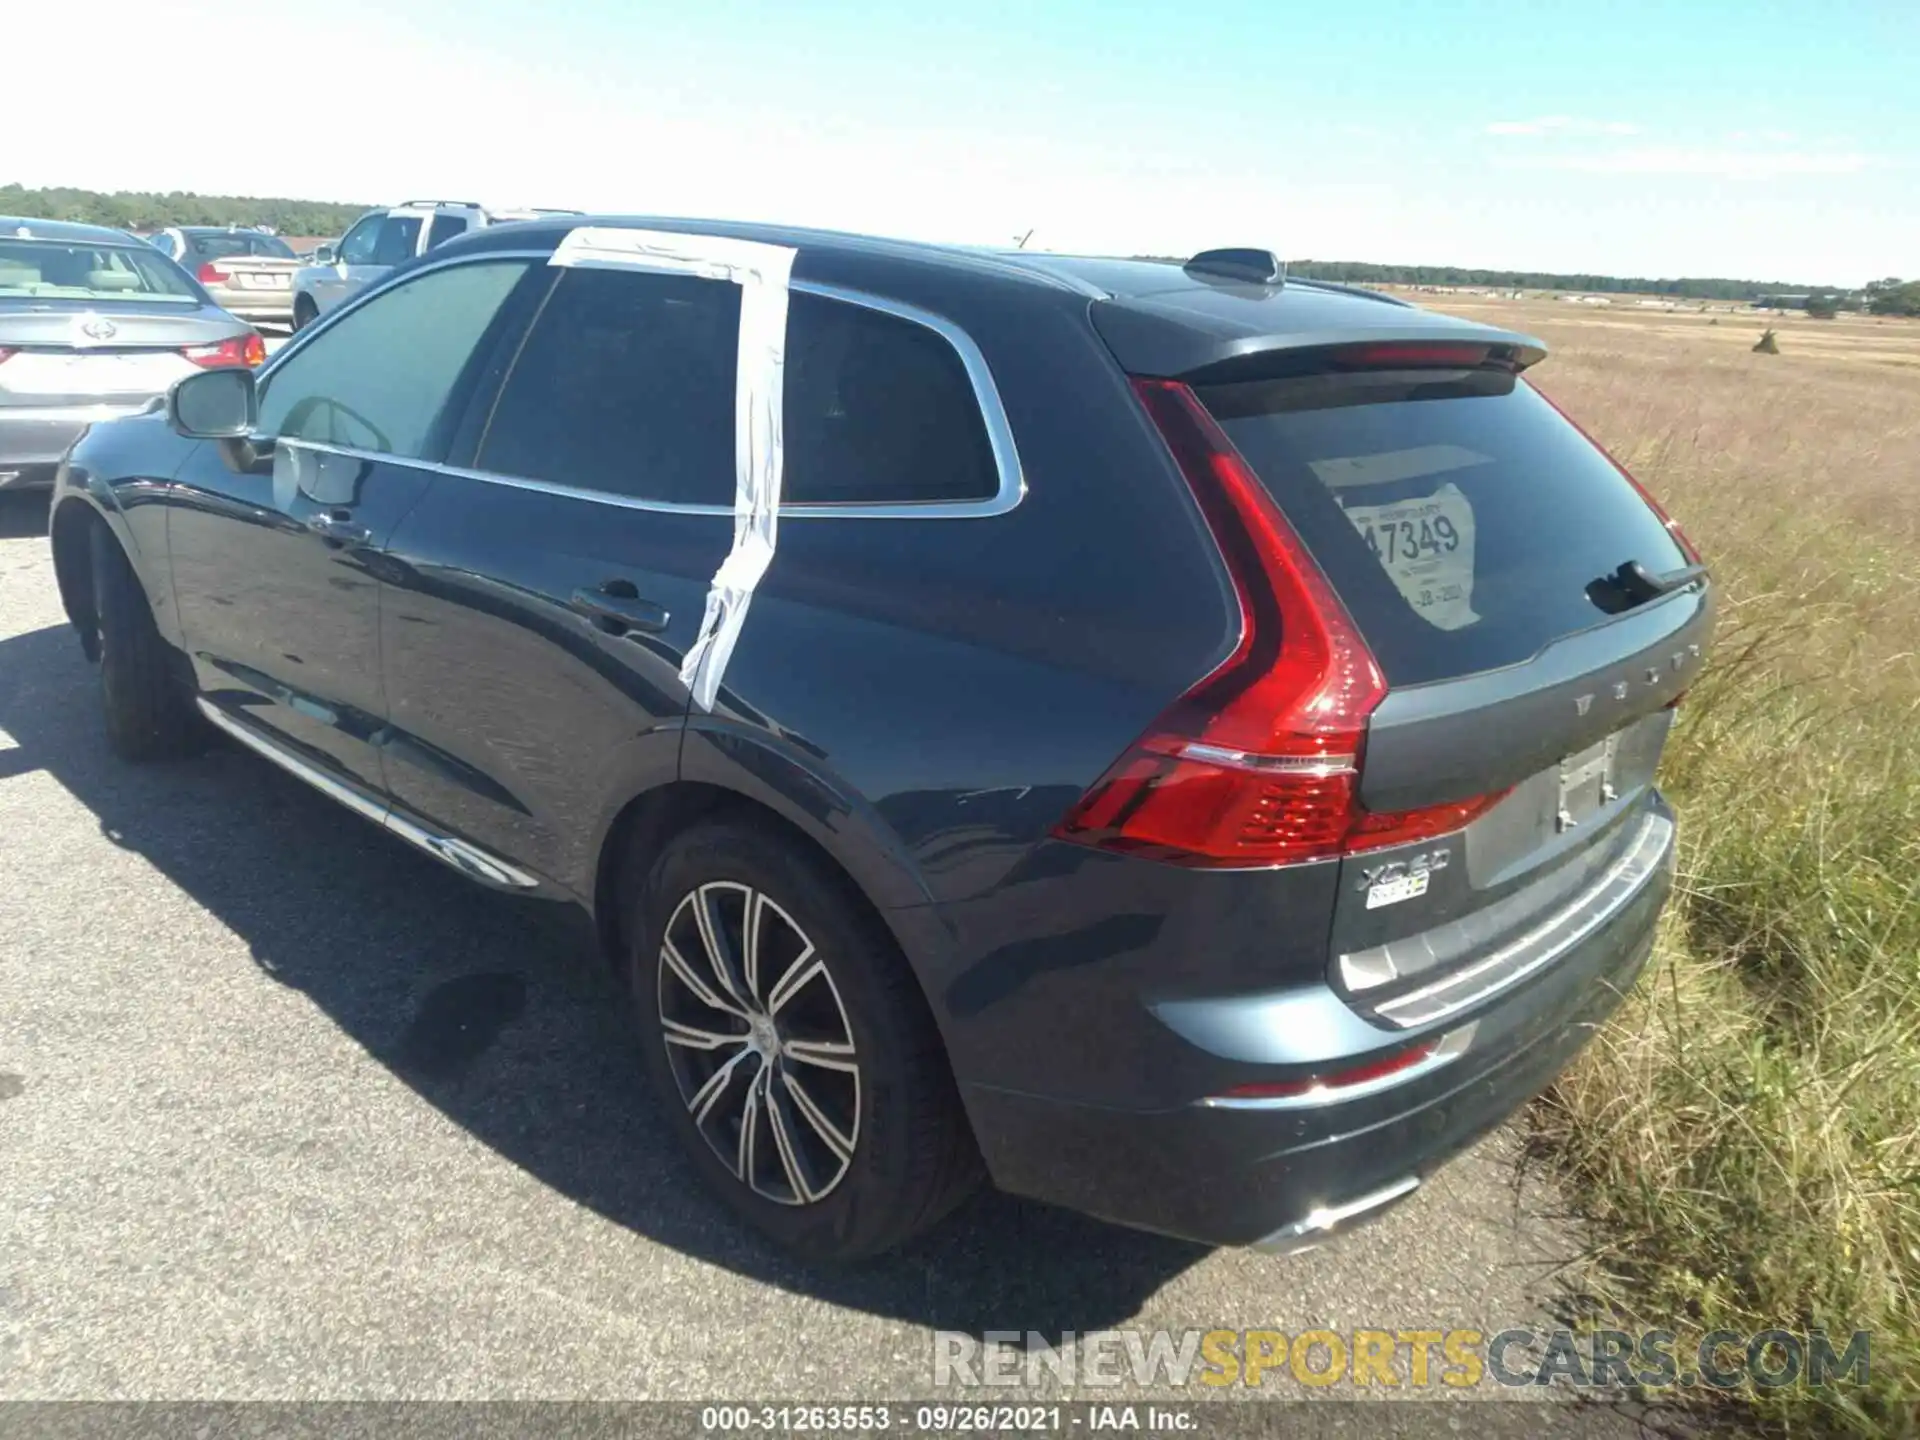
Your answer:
47;219;1710;1260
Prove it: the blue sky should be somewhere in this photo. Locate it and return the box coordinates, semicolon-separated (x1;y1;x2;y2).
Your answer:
16;0;1915;282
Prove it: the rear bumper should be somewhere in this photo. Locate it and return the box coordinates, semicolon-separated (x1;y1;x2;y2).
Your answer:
1;402;160;476
213;289;294;322
960;795;1673;1249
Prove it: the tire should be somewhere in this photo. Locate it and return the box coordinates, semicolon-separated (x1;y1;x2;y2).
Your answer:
90;524;201;761
292;295;317;331
628;818;981;1261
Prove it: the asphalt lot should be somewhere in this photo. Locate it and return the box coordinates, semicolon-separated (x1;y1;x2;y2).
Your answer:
0;489;1620;1411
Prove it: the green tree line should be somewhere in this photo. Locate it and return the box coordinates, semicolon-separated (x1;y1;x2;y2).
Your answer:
1135;255;1889;304
1278;260;1834;302
3;184;369;236
1863;277;1920;316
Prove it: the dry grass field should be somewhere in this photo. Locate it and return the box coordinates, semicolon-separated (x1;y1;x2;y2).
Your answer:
1421;294;1920;1435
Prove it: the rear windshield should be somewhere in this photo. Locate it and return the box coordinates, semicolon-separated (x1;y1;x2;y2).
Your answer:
1199;371;1688;686
0;239;200;304
188;232;296;262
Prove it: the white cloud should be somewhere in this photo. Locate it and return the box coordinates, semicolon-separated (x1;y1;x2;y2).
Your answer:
1485;117;1641;137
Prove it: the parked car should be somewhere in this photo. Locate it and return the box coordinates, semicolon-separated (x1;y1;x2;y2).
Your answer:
1;217;263;493
290;201;582;328
146;227;302;327
48;218;1710;1261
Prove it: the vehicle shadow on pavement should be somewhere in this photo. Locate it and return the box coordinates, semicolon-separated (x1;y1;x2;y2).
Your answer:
0;614;1207;1335
0;494;50;540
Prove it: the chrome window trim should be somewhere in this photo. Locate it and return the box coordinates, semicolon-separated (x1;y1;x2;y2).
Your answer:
258;252;1025;521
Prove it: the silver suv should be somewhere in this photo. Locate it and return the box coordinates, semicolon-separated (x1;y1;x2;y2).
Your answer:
291;201;579;328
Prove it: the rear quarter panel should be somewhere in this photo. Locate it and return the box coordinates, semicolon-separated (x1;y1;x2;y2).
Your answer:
681;255;1243;1084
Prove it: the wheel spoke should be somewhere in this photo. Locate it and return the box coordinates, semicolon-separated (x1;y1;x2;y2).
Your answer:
688;1047;753;1127
782;1036;859;1074
743;890;766;1005
736;1062;764;1182
764;949;822;1017
693;884;753;1010
780;1067;854;1161
662;1016;747;1052
764;1081;822;1203
662;934;747;1020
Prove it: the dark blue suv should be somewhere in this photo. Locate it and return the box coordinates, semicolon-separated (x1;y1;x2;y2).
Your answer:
49;219;1709;1260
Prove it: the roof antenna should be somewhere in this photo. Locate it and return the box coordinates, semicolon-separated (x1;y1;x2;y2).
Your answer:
1014;228;1034;250
1184;248;1286;286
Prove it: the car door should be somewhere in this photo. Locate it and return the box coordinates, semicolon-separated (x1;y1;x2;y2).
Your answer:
166;255;539;794
309;214;380;313
377;262;740;889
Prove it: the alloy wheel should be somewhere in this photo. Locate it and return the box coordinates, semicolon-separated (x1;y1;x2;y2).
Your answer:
656;881;861;1205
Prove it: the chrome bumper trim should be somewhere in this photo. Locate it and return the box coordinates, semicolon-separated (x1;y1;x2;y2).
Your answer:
1371;810;1674;1029
1252;1176;1420;1255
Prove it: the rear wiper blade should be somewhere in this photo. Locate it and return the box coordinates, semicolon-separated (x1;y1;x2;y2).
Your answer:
1587;559;1708;614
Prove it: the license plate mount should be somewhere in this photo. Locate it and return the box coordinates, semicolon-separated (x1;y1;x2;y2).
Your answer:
1556;734;1619;832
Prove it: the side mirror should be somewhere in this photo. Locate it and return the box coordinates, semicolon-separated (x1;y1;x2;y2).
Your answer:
312;243;337;264
168;367;258;439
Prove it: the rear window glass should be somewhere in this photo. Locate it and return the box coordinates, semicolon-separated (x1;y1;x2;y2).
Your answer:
0;239;199;303
1199;372;1689;686
189;232;296;262
783;293;997;504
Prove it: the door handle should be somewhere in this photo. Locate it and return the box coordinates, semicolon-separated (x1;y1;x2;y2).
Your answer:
571;582;669;637
307;508;371;547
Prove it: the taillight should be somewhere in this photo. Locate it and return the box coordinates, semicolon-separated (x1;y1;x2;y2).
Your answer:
0;346;14;366
181;333;266;369
1050;379;1503;868
196;261;230;284
1530;380;1701;563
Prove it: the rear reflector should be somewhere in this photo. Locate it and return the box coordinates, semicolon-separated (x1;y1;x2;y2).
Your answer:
181;333;267;370
1210;1021;1479;1105
1050;379;1503;867
1530;380;1701;563
1217;1041;1437;1101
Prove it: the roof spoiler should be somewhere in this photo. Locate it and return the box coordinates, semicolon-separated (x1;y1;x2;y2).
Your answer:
1093;303;1548;384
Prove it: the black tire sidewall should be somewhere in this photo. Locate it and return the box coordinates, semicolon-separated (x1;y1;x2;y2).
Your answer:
91;525;195;759
627;821;950;1261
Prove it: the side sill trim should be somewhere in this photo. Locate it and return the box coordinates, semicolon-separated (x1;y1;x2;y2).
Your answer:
195;699;540;891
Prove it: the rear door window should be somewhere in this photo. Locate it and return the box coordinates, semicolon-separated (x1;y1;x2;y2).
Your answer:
477;267;739;505
426;214;470;250
783;292;997;504
1198;372;1689;686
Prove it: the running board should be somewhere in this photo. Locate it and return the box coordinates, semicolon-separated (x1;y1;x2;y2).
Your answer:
195;699;541;892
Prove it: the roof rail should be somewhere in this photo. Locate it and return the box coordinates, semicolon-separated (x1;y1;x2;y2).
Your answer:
395;199;484;211
1184;248;1287;286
